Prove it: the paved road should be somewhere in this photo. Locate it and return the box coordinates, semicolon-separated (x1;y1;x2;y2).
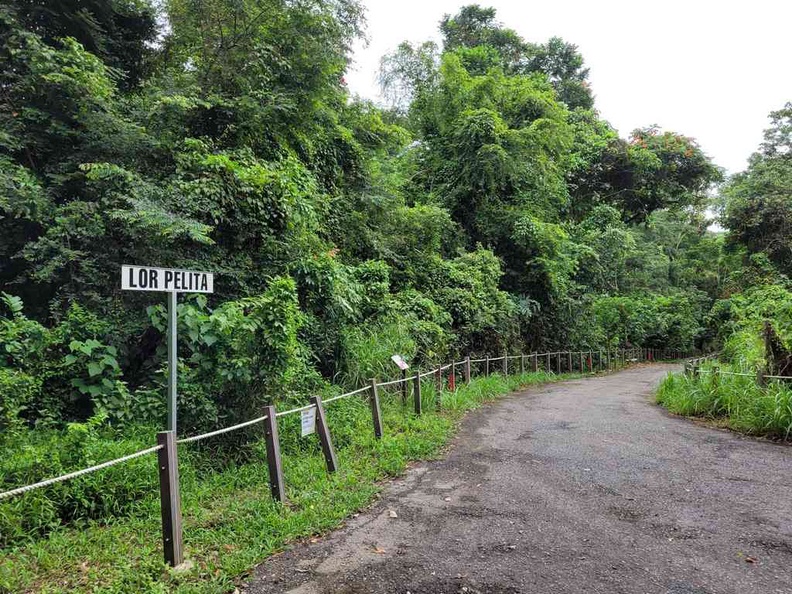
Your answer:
245;365;792;594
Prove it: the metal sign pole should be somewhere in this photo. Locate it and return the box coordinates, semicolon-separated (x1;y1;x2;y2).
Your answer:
167;290;178;434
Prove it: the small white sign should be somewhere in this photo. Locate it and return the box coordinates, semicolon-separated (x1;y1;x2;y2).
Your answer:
121;265;214;293
301;407;317;437
391;354;409;371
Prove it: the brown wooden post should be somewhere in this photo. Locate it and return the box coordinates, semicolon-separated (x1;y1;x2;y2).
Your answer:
567;351;572;373
546;352;551;372
757;369;766;387
369;379;383;439
532;353;538;373
263;406;285;503
520;354;525;374
413;372;422;415
556;352;561;374
400;369;408;406
712;366;720;391
485;356;490;376
310;395;338;473
464;356;471;385
157;431;184;568
435;367;443;411
579;352;584;373
503;355;508;375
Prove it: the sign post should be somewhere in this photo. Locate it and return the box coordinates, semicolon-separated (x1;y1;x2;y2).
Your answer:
121;265;214;435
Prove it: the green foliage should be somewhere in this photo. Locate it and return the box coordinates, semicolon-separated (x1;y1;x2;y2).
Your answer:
722;103;792;277
658;369;792;440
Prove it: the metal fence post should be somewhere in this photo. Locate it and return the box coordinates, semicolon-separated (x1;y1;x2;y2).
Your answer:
157;431;184;568
310;395;338;473
263;406;285;503
413;372;422;415
369;379;383;439
464;356;471;385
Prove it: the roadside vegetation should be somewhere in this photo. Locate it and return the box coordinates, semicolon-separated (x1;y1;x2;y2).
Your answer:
1;370;577;594
1;0;790;589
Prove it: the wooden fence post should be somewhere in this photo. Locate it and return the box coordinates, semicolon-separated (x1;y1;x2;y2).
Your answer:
263;406;285;503
532;353;538;373
157;431;184;568
567;351;572;373
400;369;408;406
546;352;551;372
757;369;766;387
464;356;471;385
435;367;443;411
413;372;422;415
556;352;561;374
485;356;490;376
503;355;508;375
310;396;338;473
579;352;584;373
369;379;383;439
520;354;525;374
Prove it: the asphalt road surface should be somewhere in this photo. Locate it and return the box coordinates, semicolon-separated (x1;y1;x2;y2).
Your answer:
245;364;792;594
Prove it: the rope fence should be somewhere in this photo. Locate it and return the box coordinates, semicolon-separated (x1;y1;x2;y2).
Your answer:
0;345;690;565
0;445;163;501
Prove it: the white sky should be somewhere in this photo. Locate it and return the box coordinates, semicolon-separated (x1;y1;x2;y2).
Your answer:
345;0;792;175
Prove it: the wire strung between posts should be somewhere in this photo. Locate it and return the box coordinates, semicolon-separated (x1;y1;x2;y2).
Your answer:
0;445;163;501
177;415;269;444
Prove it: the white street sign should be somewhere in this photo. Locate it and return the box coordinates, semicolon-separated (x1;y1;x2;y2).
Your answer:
121;265;214;293
391;354;409;370
301;407;317;437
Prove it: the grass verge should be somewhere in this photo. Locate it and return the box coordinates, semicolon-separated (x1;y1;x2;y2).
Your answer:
656;368;792;440
0;370;584;594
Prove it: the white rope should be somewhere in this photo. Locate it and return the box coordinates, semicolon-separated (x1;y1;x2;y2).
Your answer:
178;415;269;444
0;445;162;501
276;403;315;418
377;377;406;388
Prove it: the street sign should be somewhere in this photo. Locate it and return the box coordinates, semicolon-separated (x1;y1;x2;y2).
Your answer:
121;264;215;436
301;407;317;437
121;265;213;293
391;354;409;370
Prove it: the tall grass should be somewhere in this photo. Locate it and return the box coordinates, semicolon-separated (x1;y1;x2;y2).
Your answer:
0;369;578;594
657;368;792;440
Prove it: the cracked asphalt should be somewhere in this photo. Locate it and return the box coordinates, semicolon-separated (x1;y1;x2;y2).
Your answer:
244;364;792;594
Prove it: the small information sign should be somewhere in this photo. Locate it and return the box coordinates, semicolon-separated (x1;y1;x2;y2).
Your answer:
301;406;317;437
390;354;409;371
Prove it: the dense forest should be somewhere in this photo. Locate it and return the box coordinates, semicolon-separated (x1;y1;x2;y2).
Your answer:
1;0;790;559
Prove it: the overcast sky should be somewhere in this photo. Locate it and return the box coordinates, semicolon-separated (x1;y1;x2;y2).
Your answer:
345;0;791;175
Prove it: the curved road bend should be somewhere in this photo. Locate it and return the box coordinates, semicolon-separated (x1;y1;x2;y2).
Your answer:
245;364;792;594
